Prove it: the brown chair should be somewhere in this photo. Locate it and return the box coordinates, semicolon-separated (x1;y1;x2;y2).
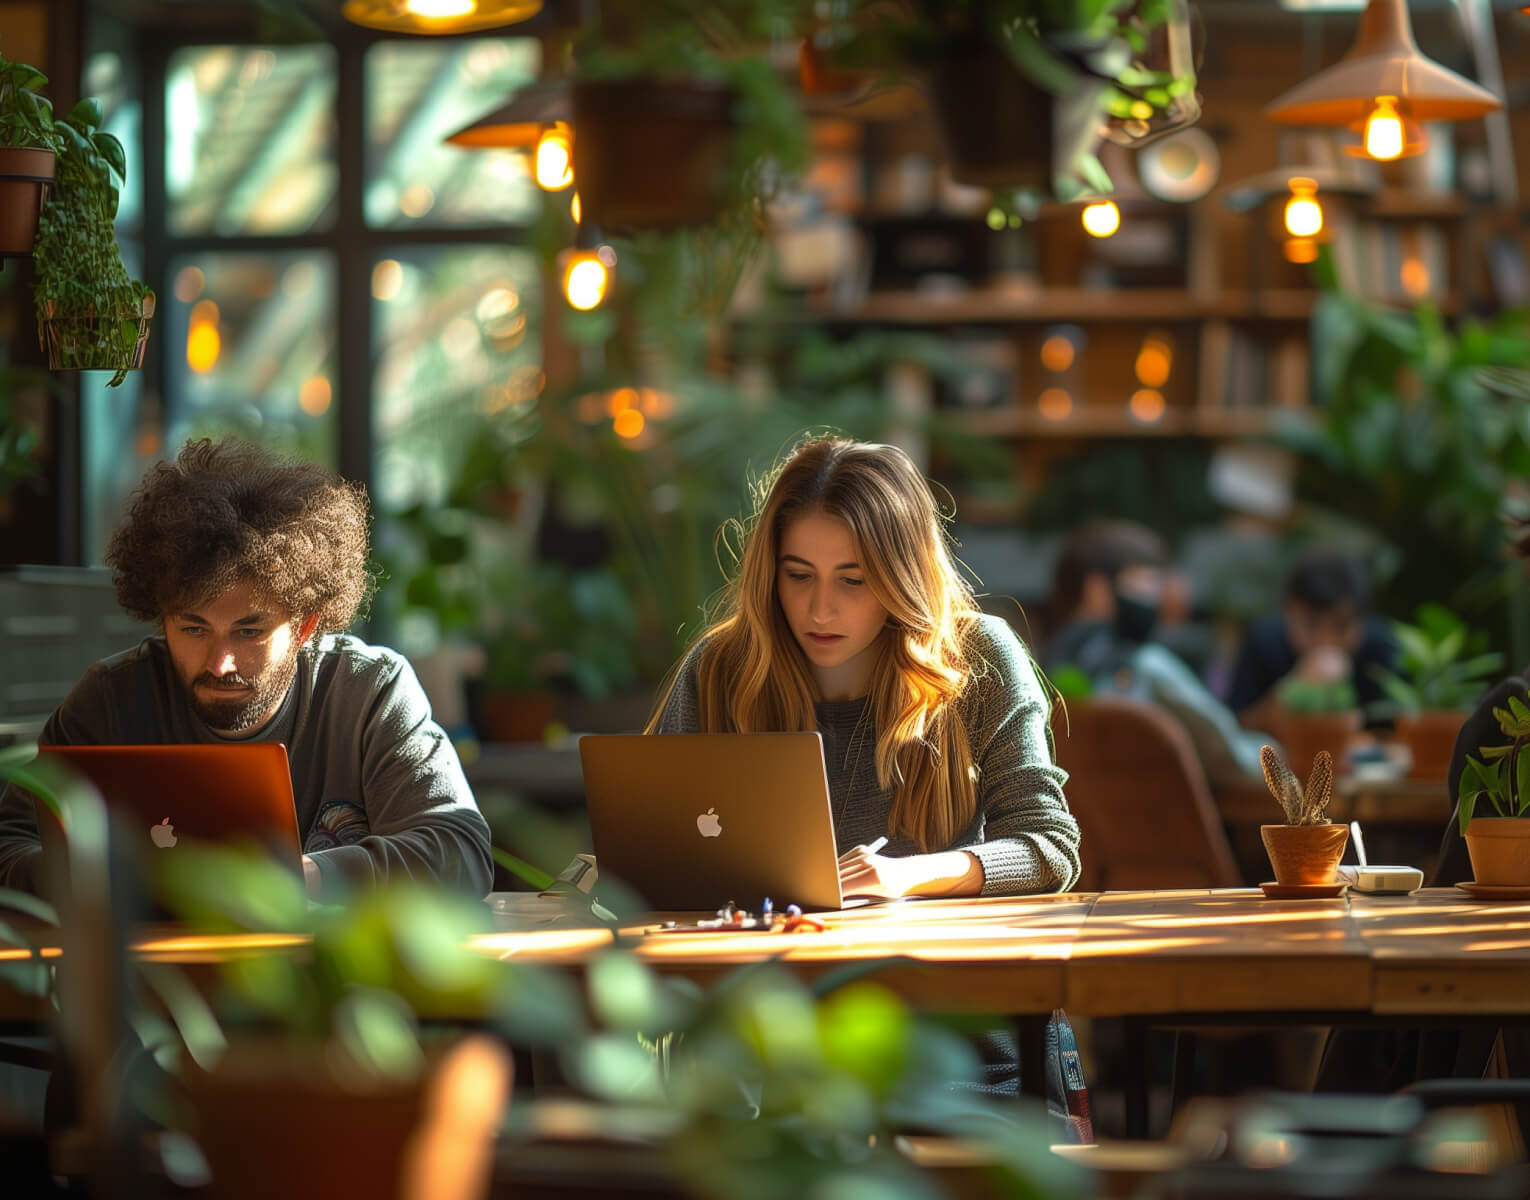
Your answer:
1051;694;1242;891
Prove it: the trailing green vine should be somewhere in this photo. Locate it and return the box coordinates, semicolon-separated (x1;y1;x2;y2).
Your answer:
31;97;153;387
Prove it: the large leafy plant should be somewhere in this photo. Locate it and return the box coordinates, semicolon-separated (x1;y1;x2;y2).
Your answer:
1276;677;1358;717
1286;275;1530;657
1369;604;1504;718
1457;696;1530;834
31;96;154;387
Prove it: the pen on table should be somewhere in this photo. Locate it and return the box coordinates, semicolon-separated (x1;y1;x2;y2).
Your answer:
840;836;888;861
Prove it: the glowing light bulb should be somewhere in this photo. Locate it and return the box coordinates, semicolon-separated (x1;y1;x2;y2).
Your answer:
570;191;581;224
406;0;476;16
1363;96;1405;162
1283;178;1323;239
534;123;573;191
1081;201;1120;239
563;251;609;311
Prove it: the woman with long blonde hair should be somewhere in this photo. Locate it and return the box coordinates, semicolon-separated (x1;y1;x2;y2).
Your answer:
649;436;1079;899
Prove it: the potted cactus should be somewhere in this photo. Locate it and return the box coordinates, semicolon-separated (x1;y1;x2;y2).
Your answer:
1369;605;1503;781
31;96;154;386
1259;745;1348;891
1455;697;1530;888
0;53;59;256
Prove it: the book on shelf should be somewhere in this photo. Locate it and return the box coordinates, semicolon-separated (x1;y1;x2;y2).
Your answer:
1213;328;1308;410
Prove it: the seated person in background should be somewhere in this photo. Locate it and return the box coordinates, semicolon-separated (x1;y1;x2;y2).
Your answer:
1226;546;1398;730
0;438;493;901
649;435;1081;902
1042;519;1270;791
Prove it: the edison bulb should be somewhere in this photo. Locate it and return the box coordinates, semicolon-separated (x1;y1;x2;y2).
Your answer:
563;251;609;310
1283;179;1323;239
1363;96;1405;162
1081;201;1120;238
406;0;475;16
534;123;574;191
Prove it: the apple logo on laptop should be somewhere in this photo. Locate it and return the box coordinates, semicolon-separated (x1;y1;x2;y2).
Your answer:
696;808;722;838
150;818;178;849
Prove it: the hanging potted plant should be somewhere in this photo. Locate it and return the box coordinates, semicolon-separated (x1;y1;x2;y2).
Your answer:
1455;698;1530;889
569;1;811;233
826;0;1200;209
31;96;154;386
0;53;59;257
1369;605;1503;780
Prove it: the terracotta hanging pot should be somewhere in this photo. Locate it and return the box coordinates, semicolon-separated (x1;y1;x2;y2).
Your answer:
571;78;737;233
923;39;1107;192
0;146;55;256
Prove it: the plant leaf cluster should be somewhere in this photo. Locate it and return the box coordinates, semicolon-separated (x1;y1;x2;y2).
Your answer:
0;57;60;151
1368;603;1504;718
1457;694;1530;834
1275;676;1358;716
1261;743;1334;826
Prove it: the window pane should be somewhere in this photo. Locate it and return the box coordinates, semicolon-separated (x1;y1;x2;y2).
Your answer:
365;38;540;230
372;245;541;513
165;251;338;465
166;45;337;236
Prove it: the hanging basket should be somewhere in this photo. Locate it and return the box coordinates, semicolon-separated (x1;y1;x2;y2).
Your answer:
0;146;55;256
40;293;155;378
924;42;1107;193
571;78;737;233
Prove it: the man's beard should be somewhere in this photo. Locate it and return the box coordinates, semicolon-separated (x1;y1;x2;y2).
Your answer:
186;643;301;732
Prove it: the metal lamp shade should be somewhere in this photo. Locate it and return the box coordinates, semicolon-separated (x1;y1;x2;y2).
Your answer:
342;0;542;35
1265;0;1499;126
443;80;570;149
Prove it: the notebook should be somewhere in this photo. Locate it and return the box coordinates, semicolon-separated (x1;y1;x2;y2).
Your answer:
33;743;304;874
578;731;843;912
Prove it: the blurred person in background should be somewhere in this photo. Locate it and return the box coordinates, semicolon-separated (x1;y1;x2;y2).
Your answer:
1043;519;1270;790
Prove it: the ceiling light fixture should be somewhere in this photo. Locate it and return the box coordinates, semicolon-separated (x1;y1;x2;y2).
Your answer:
1264;0;1500;161
342;0;541;35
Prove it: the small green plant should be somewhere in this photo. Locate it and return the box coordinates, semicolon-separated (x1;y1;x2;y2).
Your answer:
1261;743;1334;826
1275;676;1358;716
31;95;154;387
0;55;61;151
1369;603;1504;717
1456;696;1530;835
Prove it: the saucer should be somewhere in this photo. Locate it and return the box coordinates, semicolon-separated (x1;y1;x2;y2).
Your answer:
1455;881;1530;901
1260;881;1347;899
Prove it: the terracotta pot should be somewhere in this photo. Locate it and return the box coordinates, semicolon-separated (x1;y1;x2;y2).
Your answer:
1395;710;1465;781
183;1036;509;1200
476;689;559;744
0;146;54;255
1271;710;1360;781
924;41;1106;191
1463;818;1530;887
571;79;736;233
1260;823;1349;886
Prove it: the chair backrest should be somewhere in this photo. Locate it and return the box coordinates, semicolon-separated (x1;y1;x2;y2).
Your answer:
1051;694;1243;891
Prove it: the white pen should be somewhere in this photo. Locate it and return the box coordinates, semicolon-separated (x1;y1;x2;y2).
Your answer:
841;836;888;861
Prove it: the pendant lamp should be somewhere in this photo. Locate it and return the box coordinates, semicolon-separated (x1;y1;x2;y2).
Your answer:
444;79;570;150
1264;0;1499;161
343;0;542;35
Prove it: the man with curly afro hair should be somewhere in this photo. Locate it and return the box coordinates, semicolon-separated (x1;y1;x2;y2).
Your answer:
0;438;493;899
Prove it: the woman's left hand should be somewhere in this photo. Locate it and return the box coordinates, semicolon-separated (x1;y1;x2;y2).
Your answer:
837;846;912;900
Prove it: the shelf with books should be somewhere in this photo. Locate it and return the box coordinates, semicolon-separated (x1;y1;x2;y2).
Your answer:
952;404;1309;440
798;287;1320;326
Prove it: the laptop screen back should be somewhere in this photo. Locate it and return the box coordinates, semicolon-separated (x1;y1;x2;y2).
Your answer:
34;743;303;874
579;731;842;912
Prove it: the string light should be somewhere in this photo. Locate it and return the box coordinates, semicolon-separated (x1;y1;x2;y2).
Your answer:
533;122;574;191
1283;178;1324;239
563;249;610;311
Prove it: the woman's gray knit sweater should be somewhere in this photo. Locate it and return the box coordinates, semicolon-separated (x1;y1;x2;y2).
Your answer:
655;613;1080;896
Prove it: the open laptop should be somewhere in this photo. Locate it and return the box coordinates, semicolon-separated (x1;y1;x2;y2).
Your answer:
33;743;304;875
579;732;843;912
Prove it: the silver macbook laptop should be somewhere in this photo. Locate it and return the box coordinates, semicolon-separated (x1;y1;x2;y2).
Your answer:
578;731;843;912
